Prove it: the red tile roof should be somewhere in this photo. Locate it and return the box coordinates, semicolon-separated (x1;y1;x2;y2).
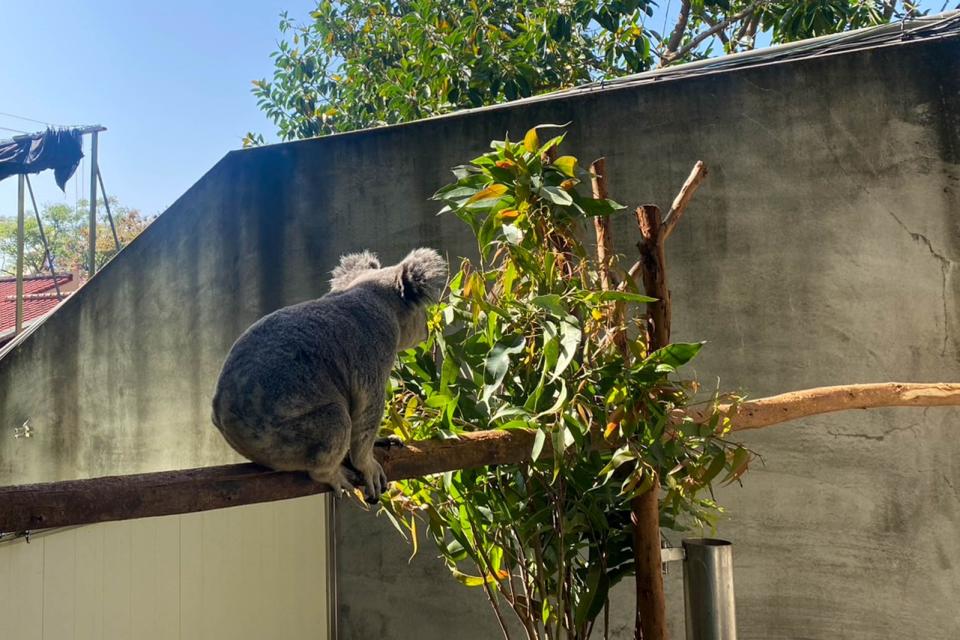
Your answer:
0;274;74;335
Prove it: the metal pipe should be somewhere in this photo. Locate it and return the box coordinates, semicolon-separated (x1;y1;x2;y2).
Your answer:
324;494;339;639
97;168;121;251
15;175;24;334
682;538;737;640
87;130;99;276
24;175;61;298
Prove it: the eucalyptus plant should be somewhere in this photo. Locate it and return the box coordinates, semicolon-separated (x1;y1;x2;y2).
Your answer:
381;126;749;639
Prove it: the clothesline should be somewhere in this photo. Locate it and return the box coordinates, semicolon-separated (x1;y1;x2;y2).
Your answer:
0;125;105;191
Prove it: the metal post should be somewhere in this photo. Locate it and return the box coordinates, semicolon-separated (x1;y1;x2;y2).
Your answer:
15;175;25;334
682;538;737;640
25;175;61;298
96;169;121;251
324;494;339;639
87;130;99;276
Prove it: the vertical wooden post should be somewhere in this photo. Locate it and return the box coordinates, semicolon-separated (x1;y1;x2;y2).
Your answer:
633;203;670;640
630;162;707;639
632;484;665;640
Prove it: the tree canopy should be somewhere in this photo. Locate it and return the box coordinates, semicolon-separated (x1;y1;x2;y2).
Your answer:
0;199;152;278
247;0;928;143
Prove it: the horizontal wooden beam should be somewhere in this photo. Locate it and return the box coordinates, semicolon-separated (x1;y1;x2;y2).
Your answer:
0;430;537;533
1;382;957;533
694;382;960;431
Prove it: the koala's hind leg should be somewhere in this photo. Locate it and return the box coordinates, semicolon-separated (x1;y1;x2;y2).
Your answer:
349;397;390;504
294;403;354;496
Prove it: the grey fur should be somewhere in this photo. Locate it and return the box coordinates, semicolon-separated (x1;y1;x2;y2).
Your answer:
211;248;447;501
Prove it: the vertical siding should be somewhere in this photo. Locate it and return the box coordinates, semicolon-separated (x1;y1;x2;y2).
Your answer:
0;495;329;640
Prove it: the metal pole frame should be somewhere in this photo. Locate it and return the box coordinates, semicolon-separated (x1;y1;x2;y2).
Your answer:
15;175;24;334
324;494;339;639
24;175;62;298
96;168;121;251
682;538;737;640
87;130;99;277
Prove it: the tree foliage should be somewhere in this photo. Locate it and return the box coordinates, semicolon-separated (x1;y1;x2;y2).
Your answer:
248;0;926;143
0;200;152;278
380;127;748;638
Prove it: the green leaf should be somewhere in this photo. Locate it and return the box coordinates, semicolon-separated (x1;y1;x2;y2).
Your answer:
648;342;704;368
599;446;635;478
530;294;566;317
701;452;727;486
531;428;547;462
536;379;568;418
482;335;526;404
501;223;523;245
589;291;657;304
573;194;626;217
538;185;573;206
551;317;581;382
720;447;751;485
574;564;610;625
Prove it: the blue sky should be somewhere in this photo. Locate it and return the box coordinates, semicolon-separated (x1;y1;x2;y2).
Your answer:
0;0;315;217
0;1;951;218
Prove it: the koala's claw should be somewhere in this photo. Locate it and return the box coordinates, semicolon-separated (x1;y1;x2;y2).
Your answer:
374;435;405;450
357;459;389;504
310;467;355;498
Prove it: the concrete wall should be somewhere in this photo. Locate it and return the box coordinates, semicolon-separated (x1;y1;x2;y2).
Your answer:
0;32;956;640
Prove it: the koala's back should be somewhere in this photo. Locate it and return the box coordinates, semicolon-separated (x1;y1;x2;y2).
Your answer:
212;289;399;431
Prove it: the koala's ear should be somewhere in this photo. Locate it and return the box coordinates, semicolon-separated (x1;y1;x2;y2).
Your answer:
396;248;448;305
330;250;380;292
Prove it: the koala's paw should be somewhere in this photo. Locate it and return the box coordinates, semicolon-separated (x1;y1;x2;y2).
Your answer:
374;435;405;450
356;458;389;505
309;466;355;498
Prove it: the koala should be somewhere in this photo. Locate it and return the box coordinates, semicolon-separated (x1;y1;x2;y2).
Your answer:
211;248;447;502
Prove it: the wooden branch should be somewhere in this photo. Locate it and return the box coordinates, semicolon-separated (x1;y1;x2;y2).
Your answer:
1;385;958;534
660;1;766;66
662;161;707;241
636;204;670;347
662;0;693;63
591;157;630;360
591;158;614;292
686;382;960;432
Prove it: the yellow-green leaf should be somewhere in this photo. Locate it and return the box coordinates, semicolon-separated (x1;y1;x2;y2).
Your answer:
451;568;509;587
553;155;577;177
523;127;539;152
466;183;508;203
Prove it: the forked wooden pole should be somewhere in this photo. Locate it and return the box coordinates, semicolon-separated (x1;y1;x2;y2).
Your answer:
633;201;671;640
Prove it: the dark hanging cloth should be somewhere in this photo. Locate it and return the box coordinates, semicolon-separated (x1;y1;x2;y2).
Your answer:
0;128;84;191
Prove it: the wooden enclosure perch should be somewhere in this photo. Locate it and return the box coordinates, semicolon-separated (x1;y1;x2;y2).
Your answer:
1;382;957;534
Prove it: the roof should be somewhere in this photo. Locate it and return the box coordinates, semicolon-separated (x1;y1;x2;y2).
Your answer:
0;274;74;338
